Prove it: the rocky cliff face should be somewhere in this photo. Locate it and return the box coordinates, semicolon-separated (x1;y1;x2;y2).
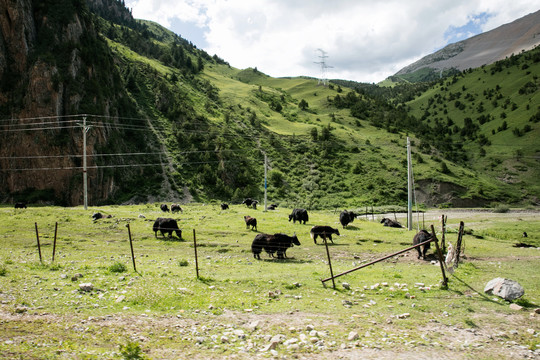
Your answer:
0;0;136;205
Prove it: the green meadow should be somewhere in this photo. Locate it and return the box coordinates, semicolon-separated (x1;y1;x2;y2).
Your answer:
0;204;538;359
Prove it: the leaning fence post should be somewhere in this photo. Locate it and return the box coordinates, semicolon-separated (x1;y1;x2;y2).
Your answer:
430;225;448;287
34;222;42;263
126;223;137;272
52;222;58;263
322;237;336;289
193;229;200;279
440;214;446;253
454;221;465;268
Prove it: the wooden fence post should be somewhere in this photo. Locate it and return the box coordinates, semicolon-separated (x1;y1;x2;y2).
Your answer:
441;214;446;253
322;237;336;289
34;222;42;263
193;229;199;278
454;221;465;268
52;222;58;263
430;225;448;287
126;223;136;272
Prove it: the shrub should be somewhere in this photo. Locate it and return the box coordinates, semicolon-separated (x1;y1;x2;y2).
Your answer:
119;341;145;360
178;260;189;267
492;204;510;213
0;265;6;276
108;262;127;273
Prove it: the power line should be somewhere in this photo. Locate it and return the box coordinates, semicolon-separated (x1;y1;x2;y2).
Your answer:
0;159;259;172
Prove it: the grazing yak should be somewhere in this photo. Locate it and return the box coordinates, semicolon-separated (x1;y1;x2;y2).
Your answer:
242;198;258;208
339;210;358;228
160;204;170;212
153;217;182;239
14;202;27;209
221;203;229;210
171;204;183;213
288;208;309;224
413;229;432;259
267;204;278;210
251;233;301;260
92;212;111;221
381;217;403;228
244;215;257;231
310;225;340;244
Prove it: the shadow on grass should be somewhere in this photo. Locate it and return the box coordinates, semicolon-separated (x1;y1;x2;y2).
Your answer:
449;273;505;305
159;236;185;242
315;242;348;246
258;257;313;264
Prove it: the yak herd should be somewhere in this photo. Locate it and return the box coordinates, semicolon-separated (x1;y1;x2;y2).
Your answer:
143;200;431;262
16;199;428;261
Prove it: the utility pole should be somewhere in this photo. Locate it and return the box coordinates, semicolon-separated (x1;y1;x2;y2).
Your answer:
264;152;268;211
407;137;412;230
80;116;91;210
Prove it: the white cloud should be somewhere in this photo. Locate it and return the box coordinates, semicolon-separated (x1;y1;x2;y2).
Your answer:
124;0;540;83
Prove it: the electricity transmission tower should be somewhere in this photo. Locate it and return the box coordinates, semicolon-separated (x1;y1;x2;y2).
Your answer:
314;48;333;86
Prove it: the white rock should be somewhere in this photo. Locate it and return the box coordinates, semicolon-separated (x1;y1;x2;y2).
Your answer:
509;303;523;311
484;278;525;301
348;331;359;341
79;283;93;292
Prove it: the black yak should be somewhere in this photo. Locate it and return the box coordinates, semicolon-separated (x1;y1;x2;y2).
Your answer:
160;204;170;212
171;204;183;213
310;225;340;244
221;203;229;210
413;230;432;259
244;216;257;231
339;210;357;228
381;217;403;228
153;217;182;239
288;208;309;224
251;233;301;260
242;198;257;208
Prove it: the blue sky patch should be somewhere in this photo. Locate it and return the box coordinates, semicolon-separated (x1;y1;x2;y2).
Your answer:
169;18;209;49
444;12;492;44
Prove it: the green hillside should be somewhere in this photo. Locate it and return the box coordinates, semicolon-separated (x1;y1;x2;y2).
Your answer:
2;0;539;208
404;52;540;204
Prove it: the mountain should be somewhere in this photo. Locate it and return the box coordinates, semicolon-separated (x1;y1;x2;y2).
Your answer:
393;10;540;82
0;0;538;208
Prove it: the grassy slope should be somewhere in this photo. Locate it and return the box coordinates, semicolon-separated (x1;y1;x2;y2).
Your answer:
202;65;423;206
99;17;539;208
0;205;538;358
405;57;540;203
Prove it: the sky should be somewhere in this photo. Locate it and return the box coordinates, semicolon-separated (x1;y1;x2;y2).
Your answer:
124;0;540;83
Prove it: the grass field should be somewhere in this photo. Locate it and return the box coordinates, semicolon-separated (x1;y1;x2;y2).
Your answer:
0;204;539;359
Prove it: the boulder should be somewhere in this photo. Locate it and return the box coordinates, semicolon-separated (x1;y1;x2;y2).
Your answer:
484;278;524;301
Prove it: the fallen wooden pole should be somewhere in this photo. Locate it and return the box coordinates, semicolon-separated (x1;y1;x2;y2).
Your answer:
321;238;435;284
